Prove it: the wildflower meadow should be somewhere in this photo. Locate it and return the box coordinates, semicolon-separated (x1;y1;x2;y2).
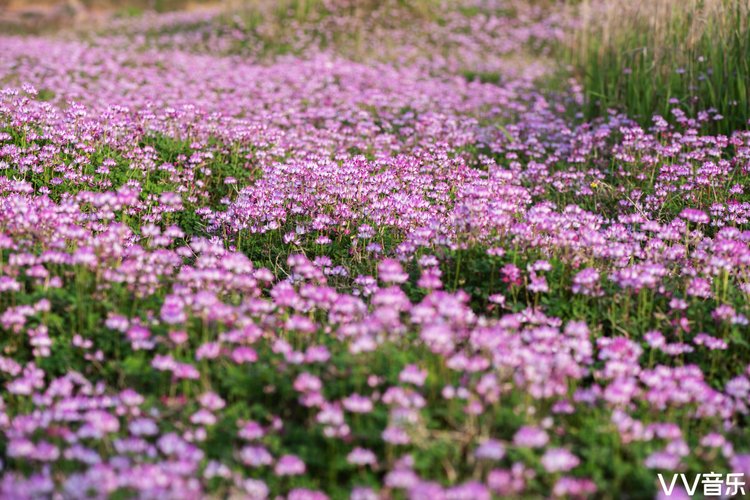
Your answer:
0;0;748;498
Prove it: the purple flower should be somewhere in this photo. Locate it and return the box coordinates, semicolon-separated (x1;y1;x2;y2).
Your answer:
239;446;273;468
275;454;306;476
378;259;409;284
474;439;505;460
572;268;601;296
513;426;549;448
347;447;377;466
342;393;374;413
541;448;580;473
679;208;709;224
242;479;269;499
399;364;427;386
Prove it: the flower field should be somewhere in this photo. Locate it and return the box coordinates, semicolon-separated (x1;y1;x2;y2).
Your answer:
0;0;748;498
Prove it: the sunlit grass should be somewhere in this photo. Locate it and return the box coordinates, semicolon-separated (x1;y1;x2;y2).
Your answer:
569;0;750;133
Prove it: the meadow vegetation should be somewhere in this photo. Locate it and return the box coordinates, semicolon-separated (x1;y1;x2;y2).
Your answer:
569;0;750;133
0;0;747;498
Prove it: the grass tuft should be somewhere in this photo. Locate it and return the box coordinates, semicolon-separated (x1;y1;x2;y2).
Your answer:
569;0;750;133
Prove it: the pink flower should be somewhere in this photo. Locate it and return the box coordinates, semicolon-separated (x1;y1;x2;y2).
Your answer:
275;454;306;476
541;448;580;473
513;426;549;448
475;439;505;460
238;421;265;441
378;259;408;284
342;394;374;413
240;446;273;468
294;372;323;393
347;447;377;466
399;364;427;386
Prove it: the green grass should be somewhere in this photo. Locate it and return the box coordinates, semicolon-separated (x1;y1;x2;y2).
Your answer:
569;0;750;133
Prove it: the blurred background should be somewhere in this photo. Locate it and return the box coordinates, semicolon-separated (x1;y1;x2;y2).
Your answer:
0;0;223;32
2;0;746;133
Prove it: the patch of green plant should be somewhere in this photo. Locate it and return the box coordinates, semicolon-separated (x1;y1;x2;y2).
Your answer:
569;0;750;134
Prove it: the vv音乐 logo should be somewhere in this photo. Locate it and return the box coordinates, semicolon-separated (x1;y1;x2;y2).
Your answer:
658;473;746;497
